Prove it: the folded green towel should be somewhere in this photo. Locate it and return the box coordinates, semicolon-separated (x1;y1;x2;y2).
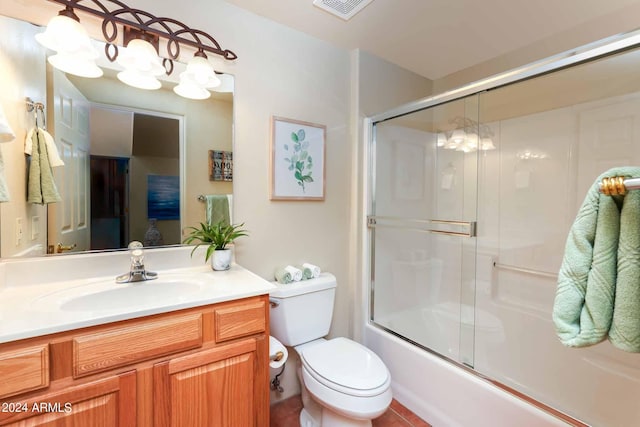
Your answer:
205;195;230;226
553;167;640;347
275;267;292;284
609;189;640;352
27;128;61;204
297;265;313;280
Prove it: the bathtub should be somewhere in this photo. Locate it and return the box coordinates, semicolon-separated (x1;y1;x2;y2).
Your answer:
364;322;571;427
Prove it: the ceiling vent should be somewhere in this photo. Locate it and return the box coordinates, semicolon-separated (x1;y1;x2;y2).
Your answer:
312;0;374;20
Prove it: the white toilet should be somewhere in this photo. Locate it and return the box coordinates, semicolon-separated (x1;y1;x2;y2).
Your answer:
270;273;392;427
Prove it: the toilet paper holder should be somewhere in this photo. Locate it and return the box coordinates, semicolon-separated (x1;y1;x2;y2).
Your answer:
270;351;285;362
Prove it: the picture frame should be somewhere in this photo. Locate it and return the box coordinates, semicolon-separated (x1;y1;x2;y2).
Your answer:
147;175;180;220
270;116;326;201
208;150;233;181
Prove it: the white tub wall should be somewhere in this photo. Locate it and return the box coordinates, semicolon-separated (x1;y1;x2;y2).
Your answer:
364;324;569;427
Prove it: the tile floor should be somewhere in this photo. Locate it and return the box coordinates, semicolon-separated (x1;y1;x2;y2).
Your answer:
270;395;431;427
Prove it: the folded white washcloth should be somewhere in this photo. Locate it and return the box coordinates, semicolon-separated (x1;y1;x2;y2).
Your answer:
302;262;321;278
25;127;64;167
285;265;303;282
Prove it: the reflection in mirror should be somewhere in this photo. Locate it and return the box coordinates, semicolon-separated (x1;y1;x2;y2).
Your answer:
0;14;234;258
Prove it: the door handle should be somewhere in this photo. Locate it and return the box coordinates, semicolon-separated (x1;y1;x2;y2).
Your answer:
56;243;77;253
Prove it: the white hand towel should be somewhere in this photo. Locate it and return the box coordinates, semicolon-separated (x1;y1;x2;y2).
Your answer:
25;128;64;167
0;148;10;202
0;103;15;143
285;265;303;282
302;263;321;278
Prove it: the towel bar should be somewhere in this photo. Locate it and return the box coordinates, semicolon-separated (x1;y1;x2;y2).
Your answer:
599;176;640;196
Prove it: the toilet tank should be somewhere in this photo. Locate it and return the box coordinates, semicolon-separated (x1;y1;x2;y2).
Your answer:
269;273;337;347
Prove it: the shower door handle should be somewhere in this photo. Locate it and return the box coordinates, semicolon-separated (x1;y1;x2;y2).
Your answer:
366;216;476;237
428;219;476;238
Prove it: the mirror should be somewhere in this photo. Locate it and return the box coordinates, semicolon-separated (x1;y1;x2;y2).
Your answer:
0;13;234;258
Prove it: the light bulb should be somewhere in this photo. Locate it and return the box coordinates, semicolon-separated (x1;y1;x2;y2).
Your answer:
185;55;220;88
48;53;103;78
450;129;466;144
480;137;496;150
117;39;164;76
117;69;161;90
174;72;211;100
36;11;98;59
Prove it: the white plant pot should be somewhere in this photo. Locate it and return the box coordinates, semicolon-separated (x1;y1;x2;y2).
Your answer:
211;248;232;271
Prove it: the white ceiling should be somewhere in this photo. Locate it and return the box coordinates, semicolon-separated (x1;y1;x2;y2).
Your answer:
224;0;640;80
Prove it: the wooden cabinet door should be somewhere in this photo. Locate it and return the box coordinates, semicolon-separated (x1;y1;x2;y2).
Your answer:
153;339;257;427
0;371;135;426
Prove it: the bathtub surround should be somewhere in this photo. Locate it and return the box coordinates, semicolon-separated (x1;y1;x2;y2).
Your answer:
366;36;640;425
554;166;640;349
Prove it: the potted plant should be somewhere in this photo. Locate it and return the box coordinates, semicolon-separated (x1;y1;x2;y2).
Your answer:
183;221;248;270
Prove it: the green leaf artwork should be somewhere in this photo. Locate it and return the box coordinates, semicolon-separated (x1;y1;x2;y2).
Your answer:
282;128;314;192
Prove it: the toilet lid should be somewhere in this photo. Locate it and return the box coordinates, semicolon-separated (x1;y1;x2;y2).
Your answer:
300;337;389;391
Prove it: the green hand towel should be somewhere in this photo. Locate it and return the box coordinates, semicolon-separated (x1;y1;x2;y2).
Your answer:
609;189;640;352
27;128;61;205
274;267;292;284
205;195;230;226
553;166;640;347
297;265;313;280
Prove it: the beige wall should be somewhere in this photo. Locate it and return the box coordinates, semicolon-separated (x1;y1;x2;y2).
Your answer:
90;107;133;157
350;50;433;343
0;15;48;257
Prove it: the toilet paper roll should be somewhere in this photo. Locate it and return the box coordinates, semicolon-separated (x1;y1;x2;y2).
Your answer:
269;335;288;369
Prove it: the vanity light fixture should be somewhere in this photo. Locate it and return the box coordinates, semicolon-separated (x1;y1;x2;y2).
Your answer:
173;49;221;99
35;6;103;78
116;34;165;90
37;0;237;96
440;116;496;152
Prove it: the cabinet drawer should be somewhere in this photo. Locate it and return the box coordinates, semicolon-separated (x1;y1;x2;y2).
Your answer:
214;300;266;342
73;313;202;377
0;344;49;399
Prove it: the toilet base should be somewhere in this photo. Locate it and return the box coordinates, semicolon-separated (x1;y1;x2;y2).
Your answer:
299;405;373;427
300;408;319;427
321;408;372;427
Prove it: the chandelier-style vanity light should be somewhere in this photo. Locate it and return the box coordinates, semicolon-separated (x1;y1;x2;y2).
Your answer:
174;50;221;100
437;116;496;152
36;0;237;99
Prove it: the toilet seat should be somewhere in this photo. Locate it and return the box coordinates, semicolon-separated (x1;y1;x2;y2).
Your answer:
300;337;390;397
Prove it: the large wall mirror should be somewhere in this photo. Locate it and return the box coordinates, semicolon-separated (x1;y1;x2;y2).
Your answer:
0;13;234;258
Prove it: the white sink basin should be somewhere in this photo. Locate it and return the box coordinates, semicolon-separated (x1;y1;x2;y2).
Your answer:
32;274;209;312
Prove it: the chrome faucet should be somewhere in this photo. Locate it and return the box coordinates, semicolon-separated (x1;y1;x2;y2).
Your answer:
115;241;158;283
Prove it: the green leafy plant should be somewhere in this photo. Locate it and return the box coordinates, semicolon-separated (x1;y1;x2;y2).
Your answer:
283;128;314;192
183;221;248;262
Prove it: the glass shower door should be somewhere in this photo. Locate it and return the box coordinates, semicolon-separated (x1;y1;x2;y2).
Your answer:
369;96;479;366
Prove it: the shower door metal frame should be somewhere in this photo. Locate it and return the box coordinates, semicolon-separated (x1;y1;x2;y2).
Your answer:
364;25;640;427
366;26;640;324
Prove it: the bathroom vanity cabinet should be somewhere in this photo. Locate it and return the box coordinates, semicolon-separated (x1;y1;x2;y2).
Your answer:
0;294;270;426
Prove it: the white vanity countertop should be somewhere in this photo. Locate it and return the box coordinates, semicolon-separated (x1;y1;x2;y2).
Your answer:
0;263;276;344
